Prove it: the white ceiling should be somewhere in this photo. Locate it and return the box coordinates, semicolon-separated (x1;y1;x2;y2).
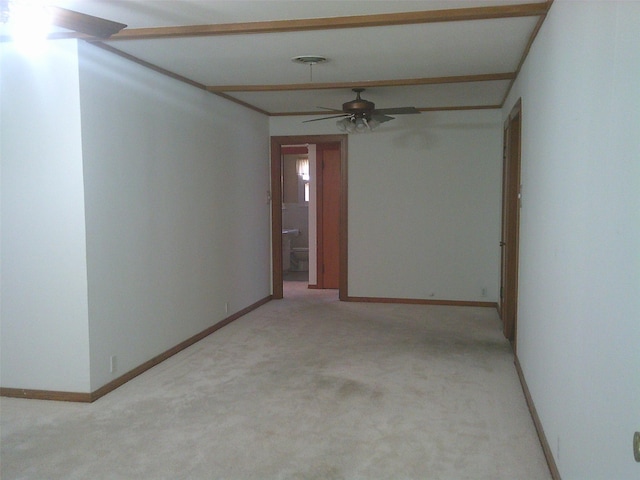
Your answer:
49;0;552;117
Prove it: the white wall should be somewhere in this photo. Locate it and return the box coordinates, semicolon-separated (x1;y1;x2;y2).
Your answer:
503;1;640;478
77;42;271;390
271;110;503;302
1;38;271;394
0;40;91;392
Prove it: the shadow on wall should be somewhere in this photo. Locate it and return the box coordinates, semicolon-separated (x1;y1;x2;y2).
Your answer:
389;114;501;150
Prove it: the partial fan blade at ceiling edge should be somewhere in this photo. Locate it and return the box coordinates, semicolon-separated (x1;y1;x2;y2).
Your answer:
374;107;421;115
316;106;344;113
49;6;127;38
371;114;395;124
302;114;349;123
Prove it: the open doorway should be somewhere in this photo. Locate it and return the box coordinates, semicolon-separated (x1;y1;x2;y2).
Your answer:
281;144;312;286
270;135;348;300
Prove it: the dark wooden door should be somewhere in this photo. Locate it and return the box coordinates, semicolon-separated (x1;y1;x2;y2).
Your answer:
317;143;341;289
500;100;522;344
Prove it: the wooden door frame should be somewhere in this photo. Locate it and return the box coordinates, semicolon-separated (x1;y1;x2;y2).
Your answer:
500;99;522;345
270;135;348;300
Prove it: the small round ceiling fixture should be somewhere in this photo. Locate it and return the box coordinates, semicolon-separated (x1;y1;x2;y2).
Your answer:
292;55;328;82
291;55;328;65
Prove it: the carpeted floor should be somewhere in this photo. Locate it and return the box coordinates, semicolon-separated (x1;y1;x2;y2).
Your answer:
0;283;551;479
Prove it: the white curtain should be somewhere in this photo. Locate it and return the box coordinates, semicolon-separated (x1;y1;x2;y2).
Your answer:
296;158;310;181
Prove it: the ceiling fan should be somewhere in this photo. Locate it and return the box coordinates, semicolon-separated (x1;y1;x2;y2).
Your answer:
304;88;420;133
0;1;127;39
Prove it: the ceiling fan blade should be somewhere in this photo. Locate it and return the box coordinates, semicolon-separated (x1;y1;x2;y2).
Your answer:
49;6;127;39
372;114;395;124
374;107;421;115
316;106;344;113
303;114;349;123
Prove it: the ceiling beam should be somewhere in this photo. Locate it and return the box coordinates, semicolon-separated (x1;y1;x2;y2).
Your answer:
93;42;209;90
500;0;554;106
206;73;516;93
107;3;551;41
91;42;271;116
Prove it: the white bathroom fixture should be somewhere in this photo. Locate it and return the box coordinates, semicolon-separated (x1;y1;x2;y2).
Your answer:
291;247;309;272
282;229;300;271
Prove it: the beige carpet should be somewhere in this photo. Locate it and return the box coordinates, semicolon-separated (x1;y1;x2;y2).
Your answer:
0;283;550;479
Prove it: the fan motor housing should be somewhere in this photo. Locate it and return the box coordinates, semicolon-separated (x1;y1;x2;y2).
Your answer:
342;88;375;116
342;98;375;115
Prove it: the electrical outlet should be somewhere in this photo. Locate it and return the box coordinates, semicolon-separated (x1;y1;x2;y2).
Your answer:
633;431;640;462
225;302;229;313
481;287;487;297
110;355;117;374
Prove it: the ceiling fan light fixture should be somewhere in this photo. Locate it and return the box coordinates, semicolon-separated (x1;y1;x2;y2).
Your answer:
355;117;368;133
0;0;10;24
0;1;126;39
336;115;378;134
336;117;353;133
1;0;53;54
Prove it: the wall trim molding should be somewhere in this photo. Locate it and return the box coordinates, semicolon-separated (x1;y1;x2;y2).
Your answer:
514;355;561;480
0;388;92;403
347;296;498;309
0;295;272;403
